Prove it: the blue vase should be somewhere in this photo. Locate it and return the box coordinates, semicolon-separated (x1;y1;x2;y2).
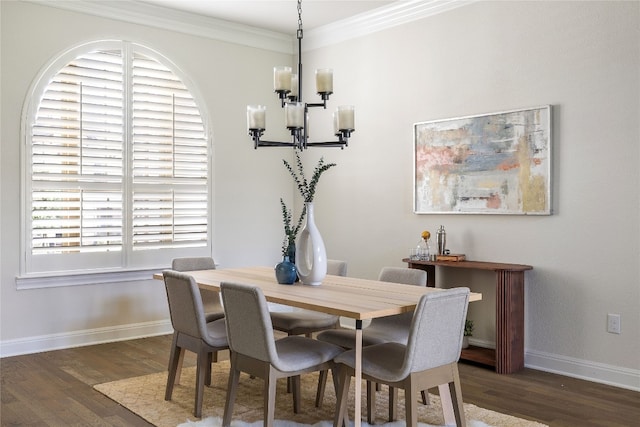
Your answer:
275;256;297;285
286;242;300;282
286;242;296;262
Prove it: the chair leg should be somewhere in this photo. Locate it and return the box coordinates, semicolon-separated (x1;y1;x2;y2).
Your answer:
448;365;466;427
222;366;240;427
405;381;419;427
366;380;376;424
291;375;301;413
194;349;207;418
421;389;430;405
206;352;214;387
165;335;181;401
265;367;278;427
389;386;398;421
333;366;351;427
316;367;339;409
447;381;466;427
175;347;186;385
315;369;328;408
331;366;340;397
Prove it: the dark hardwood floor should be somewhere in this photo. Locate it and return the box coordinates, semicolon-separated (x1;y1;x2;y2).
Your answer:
1;335;639;426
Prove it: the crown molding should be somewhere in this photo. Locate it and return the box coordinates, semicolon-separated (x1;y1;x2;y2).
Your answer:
24;0;475;54
24;0;294;54
305;0;478;51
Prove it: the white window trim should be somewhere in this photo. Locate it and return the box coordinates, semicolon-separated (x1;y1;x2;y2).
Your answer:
15;268;163;290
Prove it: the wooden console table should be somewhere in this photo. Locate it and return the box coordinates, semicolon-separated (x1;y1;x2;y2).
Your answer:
403;258;532;374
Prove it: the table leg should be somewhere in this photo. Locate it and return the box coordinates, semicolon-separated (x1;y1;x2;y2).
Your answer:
405;261;528;374
354;320;363;427
496;271;525;374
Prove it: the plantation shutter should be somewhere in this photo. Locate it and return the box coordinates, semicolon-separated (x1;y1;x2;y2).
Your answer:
131;52;208;249
29;43;208;262
31;50;124;254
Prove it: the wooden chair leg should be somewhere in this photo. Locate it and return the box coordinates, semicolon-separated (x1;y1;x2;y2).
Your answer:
389;386;398;421
367;379;376;424
265;368;278;427
333;367;351;427
331;366;340;397
292;375;301;413
405;382;418;427
421;389;430;405
315;369;328;408
222;366;240;427
449;366;467;427
175;347;185;385
205;352;213;387
165;340;181;401
194;349;207;417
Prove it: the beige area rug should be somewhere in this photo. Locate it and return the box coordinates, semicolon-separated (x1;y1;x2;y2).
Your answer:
94;361;546;427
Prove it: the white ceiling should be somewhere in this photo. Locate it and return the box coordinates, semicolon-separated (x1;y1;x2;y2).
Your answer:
139;0;398;34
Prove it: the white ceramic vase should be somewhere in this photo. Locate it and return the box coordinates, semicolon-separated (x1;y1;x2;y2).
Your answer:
295;202;327;286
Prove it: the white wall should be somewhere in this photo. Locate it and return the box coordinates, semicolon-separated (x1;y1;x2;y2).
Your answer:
1;1;638;391
303;1;640;390
1;1;294;353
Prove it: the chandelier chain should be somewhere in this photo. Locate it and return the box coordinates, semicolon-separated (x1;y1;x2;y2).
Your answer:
297;0;303;39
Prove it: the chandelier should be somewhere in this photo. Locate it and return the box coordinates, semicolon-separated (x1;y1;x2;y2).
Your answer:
246;0;355;150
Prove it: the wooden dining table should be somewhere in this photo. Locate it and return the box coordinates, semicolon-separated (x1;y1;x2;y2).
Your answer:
154;266;482;426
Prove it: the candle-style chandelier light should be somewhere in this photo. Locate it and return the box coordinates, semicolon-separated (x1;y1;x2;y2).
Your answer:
246;0;355;150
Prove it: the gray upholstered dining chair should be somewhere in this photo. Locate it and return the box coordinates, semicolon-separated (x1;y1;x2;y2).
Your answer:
172;257;224;322
317;266;427;347
171;257;225;383
269;259;347;400
162;270;229;418
327;259;348;277
333;287;470;427
315;266;428;412
269;259;347;337
220;281;344;427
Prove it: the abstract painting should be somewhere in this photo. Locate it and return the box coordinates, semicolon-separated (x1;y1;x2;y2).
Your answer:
414;106;551;215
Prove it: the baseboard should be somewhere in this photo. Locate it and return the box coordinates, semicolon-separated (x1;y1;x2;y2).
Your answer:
3;322;638;392
525;349;639;392
464;339;639;392
0;319;173;358
468;337;495;349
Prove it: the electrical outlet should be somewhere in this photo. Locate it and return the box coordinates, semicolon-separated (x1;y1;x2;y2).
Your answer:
607;314;621;334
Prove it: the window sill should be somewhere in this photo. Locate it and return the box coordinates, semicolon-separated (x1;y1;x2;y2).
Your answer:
16;268;164;290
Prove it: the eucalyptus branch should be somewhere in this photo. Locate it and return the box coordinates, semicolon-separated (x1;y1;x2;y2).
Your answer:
279;198;306;256
283;151;336;203
295;152;309;198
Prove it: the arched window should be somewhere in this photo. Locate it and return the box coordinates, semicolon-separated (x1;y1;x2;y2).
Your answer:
21;41;211;281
